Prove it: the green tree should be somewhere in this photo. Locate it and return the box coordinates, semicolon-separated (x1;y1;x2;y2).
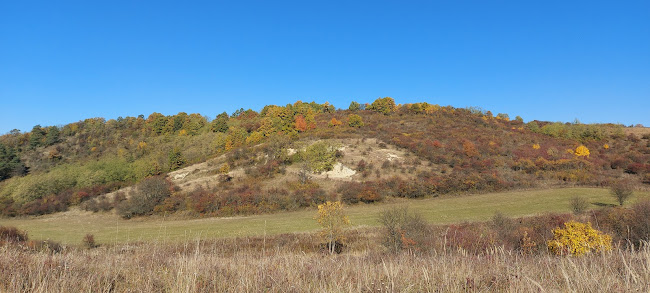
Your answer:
29;125;45;148
496;113;510;121
0;143;27;181
348;101;361;111
172;112;189;132
211;112;230;133
367;97;396;115
168;147;186;171
184;113;207;135
305;141;337;173
45;126;60;146
148;113;168;134
348;114;364;128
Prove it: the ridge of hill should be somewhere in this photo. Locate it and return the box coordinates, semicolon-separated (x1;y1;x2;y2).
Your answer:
1;98;649;218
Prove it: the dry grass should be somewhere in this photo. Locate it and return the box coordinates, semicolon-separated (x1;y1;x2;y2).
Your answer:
623;126;650;137
2;234;650;292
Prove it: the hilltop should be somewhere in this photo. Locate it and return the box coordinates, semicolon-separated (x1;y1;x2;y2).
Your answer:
1;97;649;218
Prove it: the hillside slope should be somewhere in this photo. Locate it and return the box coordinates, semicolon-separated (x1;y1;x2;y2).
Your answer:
1;98;649;218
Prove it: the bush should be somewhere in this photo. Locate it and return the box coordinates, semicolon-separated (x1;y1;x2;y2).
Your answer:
547;221;612;256
26;239;63;253
378;206;428;253
219;163;230;174
631;199;650;244
0;226;28;243
116;176;172;219
338;182;364;204
570;196;589;215
347;114;364;128
490;212;517;242
610;181;634;206
304;141;337;173
83;234;97;249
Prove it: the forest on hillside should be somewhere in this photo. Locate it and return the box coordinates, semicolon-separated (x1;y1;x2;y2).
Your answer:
1;98;649;217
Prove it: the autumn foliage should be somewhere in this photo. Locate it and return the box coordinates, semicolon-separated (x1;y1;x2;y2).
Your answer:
314;201;350;254
547;221;612;256
1;97;649;218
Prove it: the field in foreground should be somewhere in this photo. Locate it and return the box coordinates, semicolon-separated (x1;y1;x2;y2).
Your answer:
1;187;648;245
2;239;649;292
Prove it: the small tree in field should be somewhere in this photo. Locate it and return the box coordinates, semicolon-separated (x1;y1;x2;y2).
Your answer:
570;196;589;215
611;181;633;206
314;201;350;254
83;234;97;249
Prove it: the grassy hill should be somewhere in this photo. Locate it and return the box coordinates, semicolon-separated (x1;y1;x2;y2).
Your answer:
1;98;649;219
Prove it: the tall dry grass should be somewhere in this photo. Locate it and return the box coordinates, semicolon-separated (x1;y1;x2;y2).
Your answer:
1;233;650;292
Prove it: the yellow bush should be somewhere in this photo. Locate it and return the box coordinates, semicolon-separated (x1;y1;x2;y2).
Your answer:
532;143;540;150
547;221;612;256
218;163;230;174
574;145;590;157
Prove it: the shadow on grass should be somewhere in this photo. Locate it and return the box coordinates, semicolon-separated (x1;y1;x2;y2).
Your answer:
592;202;617;208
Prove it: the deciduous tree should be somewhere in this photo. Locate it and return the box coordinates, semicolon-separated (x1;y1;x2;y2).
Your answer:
328;118;343;127
294;115;308;132
347;114;364;128
348;101;361;111
314;201;350;254
211;112;230;133
611;180;633;206
367;97;396;115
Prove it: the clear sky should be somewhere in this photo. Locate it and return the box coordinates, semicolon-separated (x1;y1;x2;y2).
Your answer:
1;0;649;134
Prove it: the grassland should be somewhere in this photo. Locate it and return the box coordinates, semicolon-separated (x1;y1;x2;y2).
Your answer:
2;187;647;246
2;238;650;292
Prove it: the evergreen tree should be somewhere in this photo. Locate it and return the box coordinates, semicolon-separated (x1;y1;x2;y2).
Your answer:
29;125;45;148
211;112;230;133
0;143;27;181
45;126;60;146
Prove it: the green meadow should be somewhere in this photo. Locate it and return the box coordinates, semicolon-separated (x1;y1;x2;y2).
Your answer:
1;187;646;245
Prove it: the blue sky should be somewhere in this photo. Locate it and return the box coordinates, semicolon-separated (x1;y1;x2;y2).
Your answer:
1;0;649;134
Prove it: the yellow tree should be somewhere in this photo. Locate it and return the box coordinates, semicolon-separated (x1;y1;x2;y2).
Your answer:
314;201;350;254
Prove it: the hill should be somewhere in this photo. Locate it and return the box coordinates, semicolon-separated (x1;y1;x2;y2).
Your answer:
1;98;649;218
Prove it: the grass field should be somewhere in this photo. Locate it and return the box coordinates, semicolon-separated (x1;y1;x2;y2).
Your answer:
1;187;648;245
